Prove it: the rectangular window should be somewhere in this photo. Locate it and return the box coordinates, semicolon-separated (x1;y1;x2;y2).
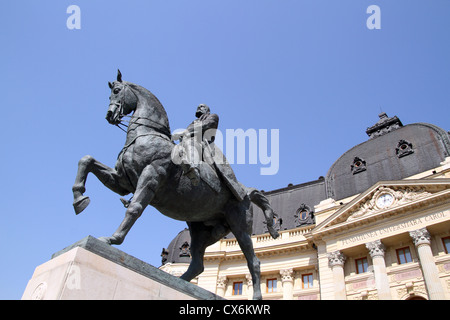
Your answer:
302;273;313;289
355;257;368;274
266;278;277;293
443;237;450;254
396;247;412;264
233;282;243;295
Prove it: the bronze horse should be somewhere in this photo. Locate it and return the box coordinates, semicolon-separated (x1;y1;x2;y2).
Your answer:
72;70;278;299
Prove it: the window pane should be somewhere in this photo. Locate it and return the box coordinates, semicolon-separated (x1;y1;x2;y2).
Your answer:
307;275;313;288
443;237;450;254
399;252;406;264
302;274;313;289
267;279;277;293
356;258;368;274
397;247;412;264
404;248;412;263
233;282;242;295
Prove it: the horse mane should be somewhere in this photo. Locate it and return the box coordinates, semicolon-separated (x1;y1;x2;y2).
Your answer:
126;82;171;137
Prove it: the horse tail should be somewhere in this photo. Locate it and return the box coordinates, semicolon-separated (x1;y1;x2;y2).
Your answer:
247;187;280;239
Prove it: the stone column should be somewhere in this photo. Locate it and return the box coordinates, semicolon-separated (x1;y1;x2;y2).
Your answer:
409;228;446;300
280;269;294;300
245;274;253;300
216;276;228;298
366;240;392;299
327;251;347;300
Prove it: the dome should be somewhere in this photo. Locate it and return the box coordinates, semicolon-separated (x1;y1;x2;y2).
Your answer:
325;113;450;201
160;228;192;266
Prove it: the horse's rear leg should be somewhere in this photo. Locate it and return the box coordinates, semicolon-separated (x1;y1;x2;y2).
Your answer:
225;201;262;300
180;221;229;282
72;155;131;214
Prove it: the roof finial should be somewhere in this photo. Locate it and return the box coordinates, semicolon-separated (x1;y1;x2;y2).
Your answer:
378;112;388;119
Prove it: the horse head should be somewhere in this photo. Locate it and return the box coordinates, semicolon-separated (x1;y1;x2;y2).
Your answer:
106;69;138;125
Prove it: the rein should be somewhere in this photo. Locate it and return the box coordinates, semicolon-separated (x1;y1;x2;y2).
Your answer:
123;115;172;138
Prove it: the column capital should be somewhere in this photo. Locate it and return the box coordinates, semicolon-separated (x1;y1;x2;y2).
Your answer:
280;268;294;283
366;239;386;258
245;274;253;287
409;227;431;247
216;276;228;289
328;250;346;268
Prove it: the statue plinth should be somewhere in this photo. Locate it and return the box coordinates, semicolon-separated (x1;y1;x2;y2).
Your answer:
22;236;223;300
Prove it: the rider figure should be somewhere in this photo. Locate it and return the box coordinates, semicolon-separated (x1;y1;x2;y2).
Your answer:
171;104;247;202
171;104;218;186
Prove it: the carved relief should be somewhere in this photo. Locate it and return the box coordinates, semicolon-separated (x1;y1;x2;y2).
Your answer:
294;203;315;227
347;187;432;221
245;274;253;287
409;228;431;247
31;282;47;300
396;139;414;158
366;240;386;258
328;251;346;267
161;248;169;265
216;276;228;289
350;290;378;300
351;157;367;175
280;268;294;282
396;283;427;300
179;241;191;257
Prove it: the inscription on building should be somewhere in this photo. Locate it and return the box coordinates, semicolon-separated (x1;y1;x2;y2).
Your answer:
339;211;448;248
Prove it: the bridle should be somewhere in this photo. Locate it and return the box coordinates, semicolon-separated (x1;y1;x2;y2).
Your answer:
111;83;171;139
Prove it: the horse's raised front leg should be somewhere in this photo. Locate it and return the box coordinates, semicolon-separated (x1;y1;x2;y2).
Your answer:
98;163;164;245
72;155;131;215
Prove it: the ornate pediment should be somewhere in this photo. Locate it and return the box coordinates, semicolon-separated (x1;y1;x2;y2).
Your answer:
313;179;450;235
346;186;431;221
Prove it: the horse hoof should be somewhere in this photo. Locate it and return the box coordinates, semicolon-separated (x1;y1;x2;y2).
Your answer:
97;236;112;245
73;196;90;215
98;236;122;245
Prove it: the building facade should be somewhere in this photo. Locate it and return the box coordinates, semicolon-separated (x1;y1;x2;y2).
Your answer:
160;114;450;300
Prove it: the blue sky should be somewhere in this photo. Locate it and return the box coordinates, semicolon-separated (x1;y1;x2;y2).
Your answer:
1;1;449;299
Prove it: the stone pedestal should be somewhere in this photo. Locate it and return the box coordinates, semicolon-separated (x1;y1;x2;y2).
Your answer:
22;236;223;300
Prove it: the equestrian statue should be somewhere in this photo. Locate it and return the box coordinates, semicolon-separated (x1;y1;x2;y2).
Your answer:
72;70;279;299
